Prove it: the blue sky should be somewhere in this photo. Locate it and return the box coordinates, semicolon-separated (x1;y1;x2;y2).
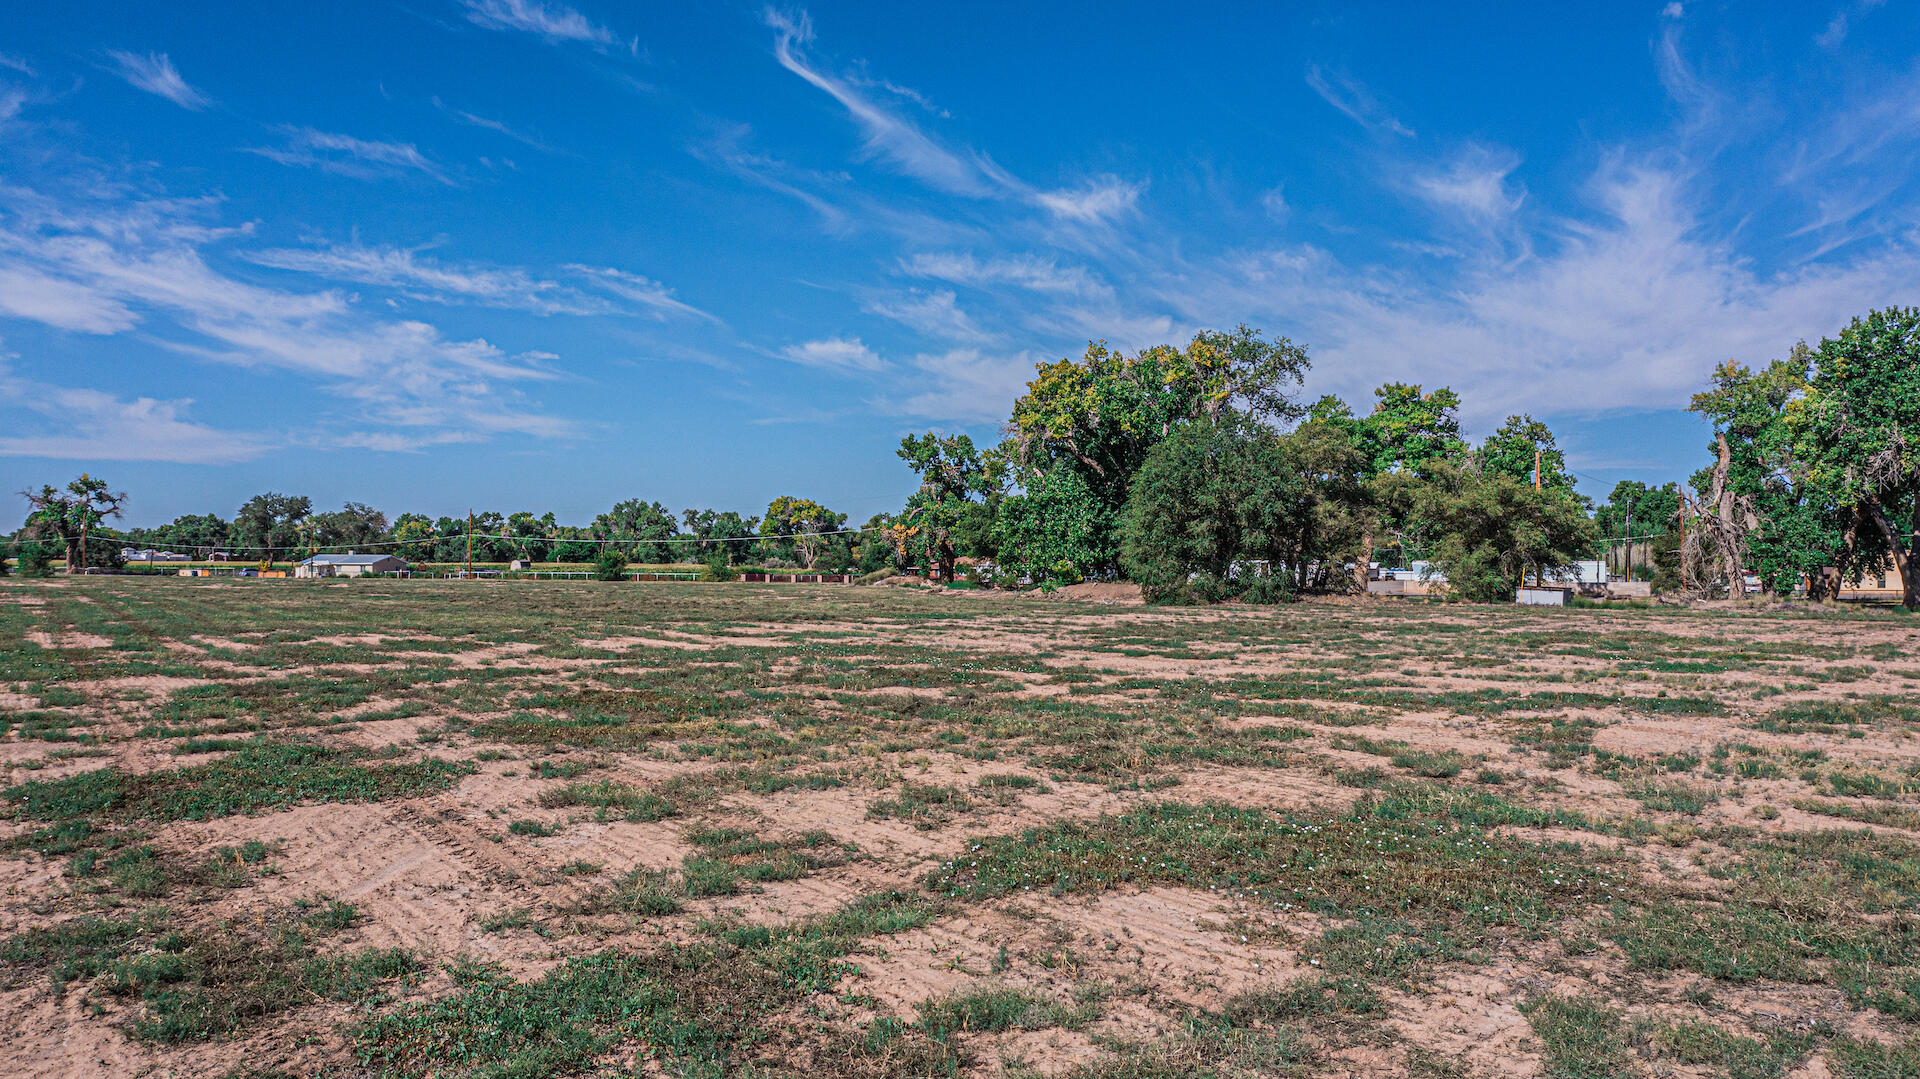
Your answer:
3;2;1918;527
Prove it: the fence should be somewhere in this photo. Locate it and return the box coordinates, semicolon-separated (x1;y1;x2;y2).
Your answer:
736;572;854;583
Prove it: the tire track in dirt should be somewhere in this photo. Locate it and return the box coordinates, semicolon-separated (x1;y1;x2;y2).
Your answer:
385;802;585;903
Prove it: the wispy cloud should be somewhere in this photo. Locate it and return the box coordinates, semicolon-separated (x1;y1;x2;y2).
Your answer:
1261;186;1290;223
766;9;1005;198
436;97;564;154
0;183;575;448
884;348;1040;421
462;0;614;45
861;288;990;343
0;266;139;333
899;252;1106;298
1816;0;1886;48
779;336;884;372
1305;65;1414;138
248;242;613;316
691;122;852;232
104;50;210;111
247;127;453;184
1155;163;1920;429
762;10;1147;231
0;358;269;463
1411;146;1525;222
1034;176;1143;224
0;53;34;76
566;265;721;323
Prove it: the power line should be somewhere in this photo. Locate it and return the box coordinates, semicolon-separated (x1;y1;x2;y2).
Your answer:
80;524;895;555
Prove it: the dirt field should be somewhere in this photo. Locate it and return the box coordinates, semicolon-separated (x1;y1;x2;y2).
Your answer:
2;578;1918;1078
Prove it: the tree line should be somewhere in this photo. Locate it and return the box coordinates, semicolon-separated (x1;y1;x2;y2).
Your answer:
9;309;1915;605
3;491;875;575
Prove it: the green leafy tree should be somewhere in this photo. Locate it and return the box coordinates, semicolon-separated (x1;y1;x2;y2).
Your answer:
391;514;437;563
1378;459;1598;603
682;508;759;566
1788;306;1920;607
310;502;389;552
500;511;557;563
1594;481;1680;540
854;513;906;573
1477;414;1575;492
898;433;996;582
233;493;311;565
592;500;681;564
1006;325;1311;558
1267;416;1371;592
760;496;846;570
1355;384;1468;478
992;467;1115;587
1118;413;1316;604
1594;480;1682;584
123;512;231;557
22;474;128;574
1689;353;1864;599
1307;384;1466;585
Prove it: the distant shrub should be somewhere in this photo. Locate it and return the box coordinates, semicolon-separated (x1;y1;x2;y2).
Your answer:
17;542;56;578
592;548;628;582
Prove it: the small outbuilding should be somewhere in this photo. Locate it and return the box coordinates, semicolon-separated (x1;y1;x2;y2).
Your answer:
295;552;408;578
1516;586;1571;607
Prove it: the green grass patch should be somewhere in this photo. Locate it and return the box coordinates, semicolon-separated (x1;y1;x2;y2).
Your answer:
3;742;471;823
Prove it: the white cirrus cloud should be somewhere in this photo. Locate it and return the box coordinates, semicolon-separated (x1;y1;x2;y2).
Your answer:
566;265;722;323
0;182;576;449
1153;164;1920;430
0;266;140;333
104;50;210;110
779;336;884;372
765;9;1008;198
249;242;614;316
883;348;1041;422
1411;145;1525;222
1033;176;1143;224
247;127;453;185
861;288;990;343
1305;64;1414;138
899;251;1107;298
0;359;269;463
462;0;614;44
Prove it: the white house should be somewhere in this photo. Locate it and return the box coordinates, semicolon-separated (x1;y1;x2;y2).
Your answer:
122;548;189;562
295;552;408;578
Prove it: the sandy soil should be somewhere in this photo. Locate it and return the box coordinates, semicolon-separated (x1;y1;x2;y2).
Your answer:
3;580;1919;1077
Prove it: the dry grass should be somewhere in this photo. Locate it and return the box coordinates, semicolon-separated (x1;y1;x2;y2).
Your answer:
0;577;1917;1077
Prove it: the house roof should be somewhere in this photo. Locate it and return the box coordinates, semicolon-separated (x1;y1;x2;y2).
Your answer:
300;553;404;565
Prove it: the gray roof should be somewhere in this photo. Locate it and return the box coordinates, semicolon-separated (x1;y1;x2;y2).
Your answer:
301;553;404;565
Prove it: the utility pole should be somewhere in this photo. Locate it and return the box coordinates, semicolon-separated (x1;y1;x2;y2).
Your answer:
1624;503;1632;583
465;509;473;578
1533;445;1543;587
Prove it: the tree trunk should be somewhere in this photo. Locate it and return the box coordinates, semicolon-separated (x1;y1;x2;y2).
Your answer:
1863;496;1920;609
1707;434;1746;598
66;531;83;574
1353;528;1371;593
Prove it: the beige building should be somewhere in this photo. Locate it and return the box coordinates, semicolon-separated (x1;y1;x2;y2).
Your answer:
295;553;408;578
1838;562;1907;600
